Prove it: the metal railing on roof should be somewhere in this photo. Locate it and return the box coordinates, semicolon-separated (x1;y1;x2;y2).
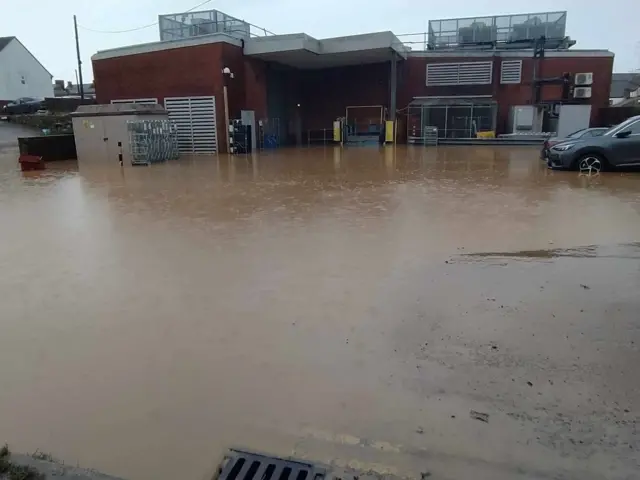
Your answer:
397;11;569;51
395;32;430;51
428;11;566;49
159;9;275;42
395;32;575;52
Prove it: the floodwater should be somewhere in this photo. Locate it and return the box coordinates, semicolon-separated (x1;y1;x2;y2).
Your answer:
1;138;639;480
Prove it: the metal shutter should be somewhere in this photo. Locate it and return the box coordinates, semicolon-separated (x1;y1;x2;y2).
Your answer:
427;62;493;86
500;60;522;84
164;96;218;154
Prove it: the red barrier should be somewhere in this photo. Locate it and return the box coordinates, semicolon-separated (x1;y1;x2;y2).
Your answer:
19;154;45;171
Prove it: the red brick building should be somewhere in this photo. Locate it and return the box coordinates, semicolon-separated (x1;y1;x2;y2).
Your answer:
92;10;614;153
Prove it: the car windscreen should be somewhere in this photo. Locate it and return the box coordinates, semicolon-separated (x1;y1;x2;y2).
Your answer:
590;129;607;137
567;128;587;138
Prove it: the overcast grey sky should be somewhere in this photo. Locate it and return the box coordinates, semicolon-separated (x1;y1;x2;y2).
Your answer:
1;0;638;81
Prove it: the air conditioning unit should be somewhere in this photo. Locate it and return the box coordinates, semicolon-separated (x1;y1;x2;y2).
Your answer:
575;72;594;86
574;87;592;99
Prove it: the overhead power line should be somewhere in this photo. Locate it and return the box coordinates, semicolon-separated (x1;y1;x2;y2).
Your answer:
78;0;214;34
79;21;158;34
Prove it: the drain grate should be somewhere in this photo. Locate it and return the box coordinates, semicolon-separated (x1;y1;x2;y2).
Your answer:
216;450;326;480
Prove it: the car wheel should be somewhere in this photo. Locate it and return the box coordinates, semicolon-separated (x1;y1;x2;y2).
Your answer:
574;154;607;174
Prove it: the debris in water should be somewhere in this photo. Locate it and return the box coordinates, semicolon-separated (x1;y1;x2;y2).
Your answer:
527;381;534;387
416;426;424;434
470;410;489;423
580;284;591;290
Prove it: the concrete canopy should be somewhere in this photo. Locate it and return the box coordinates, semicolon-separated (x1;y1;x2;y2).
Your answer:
244;32;408;69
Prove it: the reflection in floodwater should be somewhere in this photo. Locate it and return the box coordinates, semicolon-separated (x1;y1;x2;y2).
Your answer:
464;243;640;260
0;146;639;480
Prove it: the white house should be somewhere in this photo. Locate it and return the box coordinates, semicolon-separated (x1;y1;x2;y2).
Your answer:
0;36;53;103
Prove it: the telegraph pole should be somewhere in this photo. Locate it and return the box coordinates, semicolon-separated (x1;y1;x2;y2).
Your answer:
73;15;85;100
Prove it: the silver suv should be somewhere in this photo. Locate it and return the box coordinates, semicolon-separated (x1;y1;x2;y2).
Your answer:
547;115;640;171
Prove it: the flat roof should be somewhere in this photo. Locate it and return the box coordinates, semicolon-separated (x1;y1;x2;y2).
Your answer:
408;49;614;58
72;103;167;117
243;31;408;68
92;33;242;61
93;30;410;68
91;29;614;66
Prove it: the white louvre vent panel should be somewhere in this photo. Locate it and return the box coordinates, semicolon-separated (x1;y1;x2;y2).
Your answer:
164;96;217;154
426;64;459;86
458;62;492;85
427;62;493;86
500;60;522;84
111;98;158;105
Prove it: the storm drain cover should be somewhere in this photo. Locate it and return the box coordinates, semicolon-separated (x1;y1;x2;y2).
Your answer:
216;450;327;480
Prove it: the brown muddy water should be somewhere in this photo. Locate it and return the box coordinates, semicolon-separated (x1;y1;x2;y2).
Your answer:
1;142;639;480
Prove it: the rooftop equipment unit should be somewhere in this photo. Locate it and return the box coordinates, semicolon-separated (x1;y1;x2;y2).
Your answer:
574;73;594;86
458;22;495;44
573;87;592;99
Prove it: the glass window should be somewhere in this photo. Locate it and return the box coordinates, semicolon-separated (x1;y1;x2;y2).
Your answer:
583;129;606;138
627;120;640;134
548;12;565;23
476;17;494;27
567;128;587;138
606;117;639;136
495;16;510;28
528;13;548;23
441;20;458;32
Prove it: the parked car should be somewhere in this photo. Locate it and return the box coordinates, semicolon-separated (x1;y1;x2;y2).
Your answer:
547;115;640;171
541;127;609;160
2;97;45;115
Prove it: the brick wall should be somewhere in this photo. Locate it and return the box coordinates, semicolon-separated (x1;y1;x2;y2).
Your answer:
401;54;614;133
93;42;245;152
399;56;496;107
93;43;614;145
496;56;614;128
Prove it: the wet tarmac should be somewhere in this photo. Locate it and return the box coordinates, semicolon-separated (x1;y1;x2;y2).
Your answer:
0;141;639;480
